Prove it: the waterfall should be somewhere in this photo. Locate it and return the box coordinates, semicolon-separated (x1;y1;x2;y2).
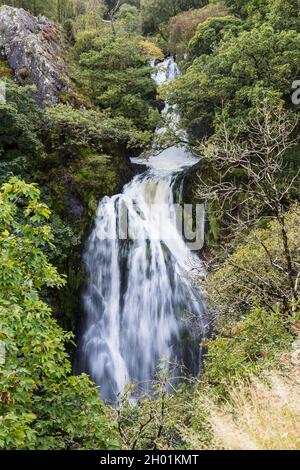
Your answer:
77;58;209;402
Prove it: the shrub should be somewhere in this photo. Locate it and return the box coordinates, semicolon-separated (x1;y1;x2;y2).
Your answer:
188;15;243;57
206;205;300;322
202;307;293;397
0;178;118;449
168;2;228;58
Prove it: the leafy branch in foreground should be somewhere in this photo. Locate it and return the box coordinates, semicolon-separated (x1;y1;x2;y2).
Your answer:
0;178;118;450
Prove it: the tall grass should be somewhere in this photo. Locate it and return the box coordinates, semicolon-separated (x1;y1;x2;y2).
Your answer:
207;362;300;450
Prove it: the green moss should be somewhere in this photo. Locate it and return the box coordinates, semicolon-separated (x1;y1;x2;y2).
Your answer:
74;154;119;215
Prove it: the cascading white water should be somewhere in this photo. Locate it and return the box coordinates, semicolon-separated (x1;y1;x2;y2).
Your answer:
77;58;208;402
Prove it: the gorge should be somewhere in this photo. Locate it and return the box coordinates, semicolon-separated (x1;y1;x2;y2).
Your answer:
1;0;299;451
76;58;209;401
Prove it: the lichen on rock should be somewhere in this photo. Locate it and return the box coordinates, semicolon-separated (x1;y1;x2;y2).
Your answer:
0;5;75;106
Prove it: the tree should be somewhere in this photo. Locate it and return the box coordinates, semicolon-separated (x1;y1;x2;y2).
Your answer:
72;0;106;32
0;1;58;20
0;80;43;184
168;2;228;59
72;32;159;132
224;0;300;27
57;0;77;22
188;16;243;57
167;25;300;140
197;106;300;316
267;0;300;31
140;0;208;35
224;0;268;19
0;178;118;449
116;3;141;33
101;0;121;36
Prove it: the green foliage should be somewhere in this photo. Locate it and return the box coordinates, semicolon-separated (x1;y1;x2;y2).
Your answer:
267;0;300;31
202;307;293;397
167;25;300;139
138;38;165;60
224;0;269;19
0;0;59;20
189;16;243;57
105;0;141;9
117;3;141;33
43;104;152;158
72;0;107;32
39;104;141;228
168;2;229;60
57;0;78;22
224;0;300;28
74;154;120;213
113;365;212;450
0;80;43;182
140;0;209;34
0;1;92;23
207;205;300;322
47;212;81;264
0;178;118;449
72;32;159;132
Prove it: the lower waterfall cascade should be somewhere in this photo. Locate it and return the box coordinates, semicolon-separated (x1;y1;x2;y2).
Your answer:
77;58;209;402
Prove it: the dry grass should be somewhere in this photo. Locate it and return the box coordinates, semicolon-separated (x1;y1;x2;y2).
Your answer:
208;353;300;450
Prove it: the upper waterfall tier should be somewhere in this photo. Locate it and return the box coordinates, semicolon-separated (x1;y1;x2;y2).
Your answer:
132;57;200;173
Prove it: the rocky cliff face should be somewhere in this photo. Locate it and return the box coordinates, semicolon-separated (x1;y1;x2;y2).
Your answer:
0;5;74;105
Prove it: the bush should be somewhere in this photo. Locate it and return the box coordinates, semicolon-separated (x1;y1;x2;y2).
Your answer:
206;205;300;322
202;307;293;397
168;3;229;59
71;32;159;132
0;178;118;449
112;365;212;450
188;15;243;57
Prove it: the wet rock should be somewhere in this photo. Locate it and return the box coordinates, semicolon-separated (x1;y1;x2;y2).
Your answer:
0;5;75;106
63;192;85;220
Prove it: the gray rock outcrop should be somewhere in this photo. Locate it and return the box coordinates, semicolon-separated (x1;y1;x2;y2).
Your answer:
0;5;75;105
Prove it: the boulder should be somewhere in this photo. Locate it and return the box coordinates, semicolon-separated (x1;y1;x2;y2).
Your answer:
0;5;75;106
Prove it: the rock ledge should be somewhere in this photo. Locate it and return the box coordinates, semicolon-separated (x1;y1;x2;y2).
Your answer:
0;5;74;105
